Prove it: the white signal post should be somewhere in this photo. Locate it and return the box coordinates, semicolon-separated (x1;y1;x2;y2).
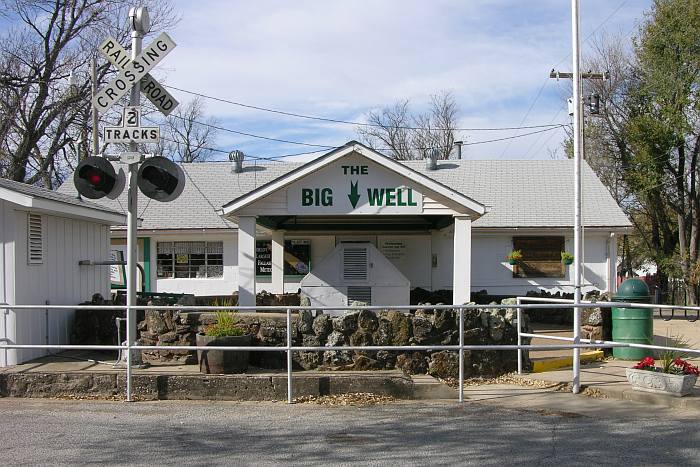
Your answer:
90;7;179;401
125;6;149;399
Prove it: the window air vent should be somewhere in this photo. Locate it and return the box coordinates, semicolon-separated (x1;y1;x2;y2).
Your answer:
343;247;367;281
347;286;372;305
27;213;43;264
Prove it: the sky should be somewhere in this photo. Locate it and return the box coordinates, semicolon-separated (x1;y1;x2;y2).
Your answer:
7;0;656;163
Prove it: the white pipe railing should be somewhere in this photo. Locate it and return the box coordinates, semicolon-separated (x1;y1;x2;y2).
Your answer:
1;302;698;402
514;296;700;390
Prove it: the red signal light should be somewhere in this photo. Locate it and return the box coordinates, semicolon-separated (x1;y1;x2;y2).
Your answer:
87;171;103;186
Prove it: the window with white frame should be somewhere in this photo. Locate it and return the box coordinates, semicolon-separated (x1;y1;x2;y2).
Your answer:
157;241;223;278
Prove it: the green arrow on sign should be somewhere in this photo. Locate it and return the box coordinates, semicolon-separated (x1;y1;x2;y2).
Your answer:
348;180;361;208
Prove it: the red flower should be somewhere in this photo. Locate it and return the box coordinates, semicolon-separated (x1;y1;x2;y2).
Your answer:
669;358;699;376
632;356;656;370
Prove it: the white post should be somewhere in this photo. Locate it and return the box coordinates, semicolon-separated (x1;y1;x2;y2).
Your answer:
607;232;618;294
452;216;472;305
287;308;293;404
517;298;523;375
91;57;99;157
125;8;146;386
237;216;257;307
571;0;583;395
271;230;285;295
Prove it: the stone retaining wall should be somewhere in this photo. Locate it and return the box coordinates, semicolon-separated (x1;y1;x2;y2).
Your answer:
138;298;531;379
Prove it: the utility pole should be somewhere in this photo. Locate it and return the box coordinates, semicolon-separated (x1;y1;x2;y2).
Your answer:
549;0;608;394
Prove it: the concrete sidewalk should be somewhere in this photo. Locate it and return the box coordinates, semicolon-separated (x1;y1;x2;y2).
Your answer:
517;359;700;410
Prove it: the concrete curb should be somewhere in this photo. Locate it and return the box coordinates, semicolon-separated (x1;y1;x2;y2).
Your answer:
581;382;700;409
531;350;604;373
0;372;415;401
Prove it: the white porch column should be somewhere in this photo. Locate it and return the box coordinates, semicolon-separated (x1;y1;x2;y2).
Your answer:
271;230;285;294
237;216;257;307
453;215;472;305
607;232;617;294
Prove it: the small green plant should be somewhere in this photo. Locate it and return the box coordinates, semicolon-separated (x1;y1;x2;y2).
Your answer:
561;251;574;264
206;311;246;337
658;333;690;373
507;249;523;264
205;298;245;337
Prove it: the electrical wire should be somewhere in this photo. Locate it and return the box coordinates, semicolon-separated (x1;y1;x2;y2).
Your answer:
162;84;563;132
500;0;631;158
151;124;565;162
148;115;565;159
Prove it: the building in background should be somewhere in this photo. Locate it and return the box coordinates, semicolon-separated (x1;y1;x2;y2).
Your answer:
0;179;125;366
59;141;631;306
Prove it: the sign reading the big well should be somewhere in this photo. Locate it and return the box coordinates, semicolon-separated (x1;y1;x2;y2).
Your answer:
287;155;423;214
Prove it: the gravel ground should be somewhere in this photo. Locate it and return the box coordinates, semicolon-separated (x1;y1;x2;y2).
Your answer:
1;398;699;466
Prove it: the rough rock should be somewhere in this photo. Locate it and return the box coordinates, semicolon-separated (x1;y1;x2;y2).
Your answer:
312;314;332;337
332;311;359;334
357;309;378;332
297;309;314;334
396;352;428;375
412;316;433;341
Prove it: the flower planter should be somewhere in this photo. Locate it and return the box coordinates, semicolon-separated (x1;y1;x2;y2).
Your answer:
508;259;518;265
562;259;573;266
626;368;697;397
196;333;251;374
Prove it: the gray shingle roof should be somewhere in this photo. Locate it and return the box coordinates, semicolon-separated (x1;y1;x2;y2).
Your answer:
57;156;630;230
0;177;122;216
404;159;632;228
58;161;304;230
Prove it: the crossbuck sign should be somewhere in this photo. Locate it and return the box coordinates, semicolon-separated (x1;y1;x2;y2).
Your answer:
97;36;179;116
92;32;177;115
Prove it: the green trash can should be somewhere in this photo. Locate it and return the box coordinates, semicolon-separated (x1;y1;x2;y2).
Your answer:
612;278;653;360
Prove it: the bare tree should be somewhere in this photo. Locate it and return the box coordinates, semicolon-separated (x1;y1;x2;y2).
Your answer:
358;91;460;160
162;97;218;163
0;0;178;187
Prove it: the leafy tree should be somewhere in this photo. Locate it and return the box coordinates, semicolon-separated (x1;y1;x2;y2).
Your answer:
578;0;700;303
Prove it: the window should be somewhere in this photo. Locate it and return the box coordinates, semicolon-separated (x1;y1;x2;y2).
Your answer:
255;239;311;276
27;213;43;264
512;236;565;278
156;241;223;278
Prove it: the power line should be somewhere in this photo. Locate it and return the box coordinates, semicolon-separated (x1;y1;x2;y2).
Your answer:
500;0;630;158
163;84;563;132
150;114;565;158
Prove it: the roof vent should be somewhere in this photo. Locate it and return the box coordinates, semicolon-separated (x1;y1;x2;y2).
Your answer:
425;149;439;170
229;150;245;173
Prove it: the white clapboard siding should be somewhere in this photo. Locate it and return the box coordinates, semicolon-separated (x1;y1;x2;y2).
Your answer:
4;208;110;366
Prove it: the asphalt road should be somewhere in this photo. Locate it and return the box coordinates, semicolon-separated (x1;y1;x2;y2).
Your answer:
0;398;698;466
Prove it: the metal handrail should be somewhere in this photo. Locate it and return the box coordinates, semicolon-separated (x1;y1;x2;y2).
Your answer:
2;301;700;403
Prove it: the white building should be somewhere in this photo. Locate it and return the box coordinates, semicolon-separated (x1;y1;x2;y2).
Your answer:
59;141;632;306
0;178;125;366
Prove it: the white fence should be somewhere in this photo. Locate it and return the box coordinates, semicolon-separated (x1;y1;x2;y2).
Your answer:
1;302;699;403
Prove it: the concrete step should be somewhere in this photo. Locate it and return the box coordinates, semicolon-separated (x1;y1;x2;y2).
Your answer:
411;374;458;399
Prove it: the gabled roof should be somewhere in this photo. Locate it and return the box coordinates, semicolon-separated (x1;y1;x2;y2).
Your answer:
57;147;632;231
221;141;487;217
0;178;125;225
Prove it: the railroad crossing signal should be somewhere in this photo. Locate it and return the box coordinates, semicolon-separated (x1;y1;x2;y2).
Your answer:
98;37;179;116
92;32;177;114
